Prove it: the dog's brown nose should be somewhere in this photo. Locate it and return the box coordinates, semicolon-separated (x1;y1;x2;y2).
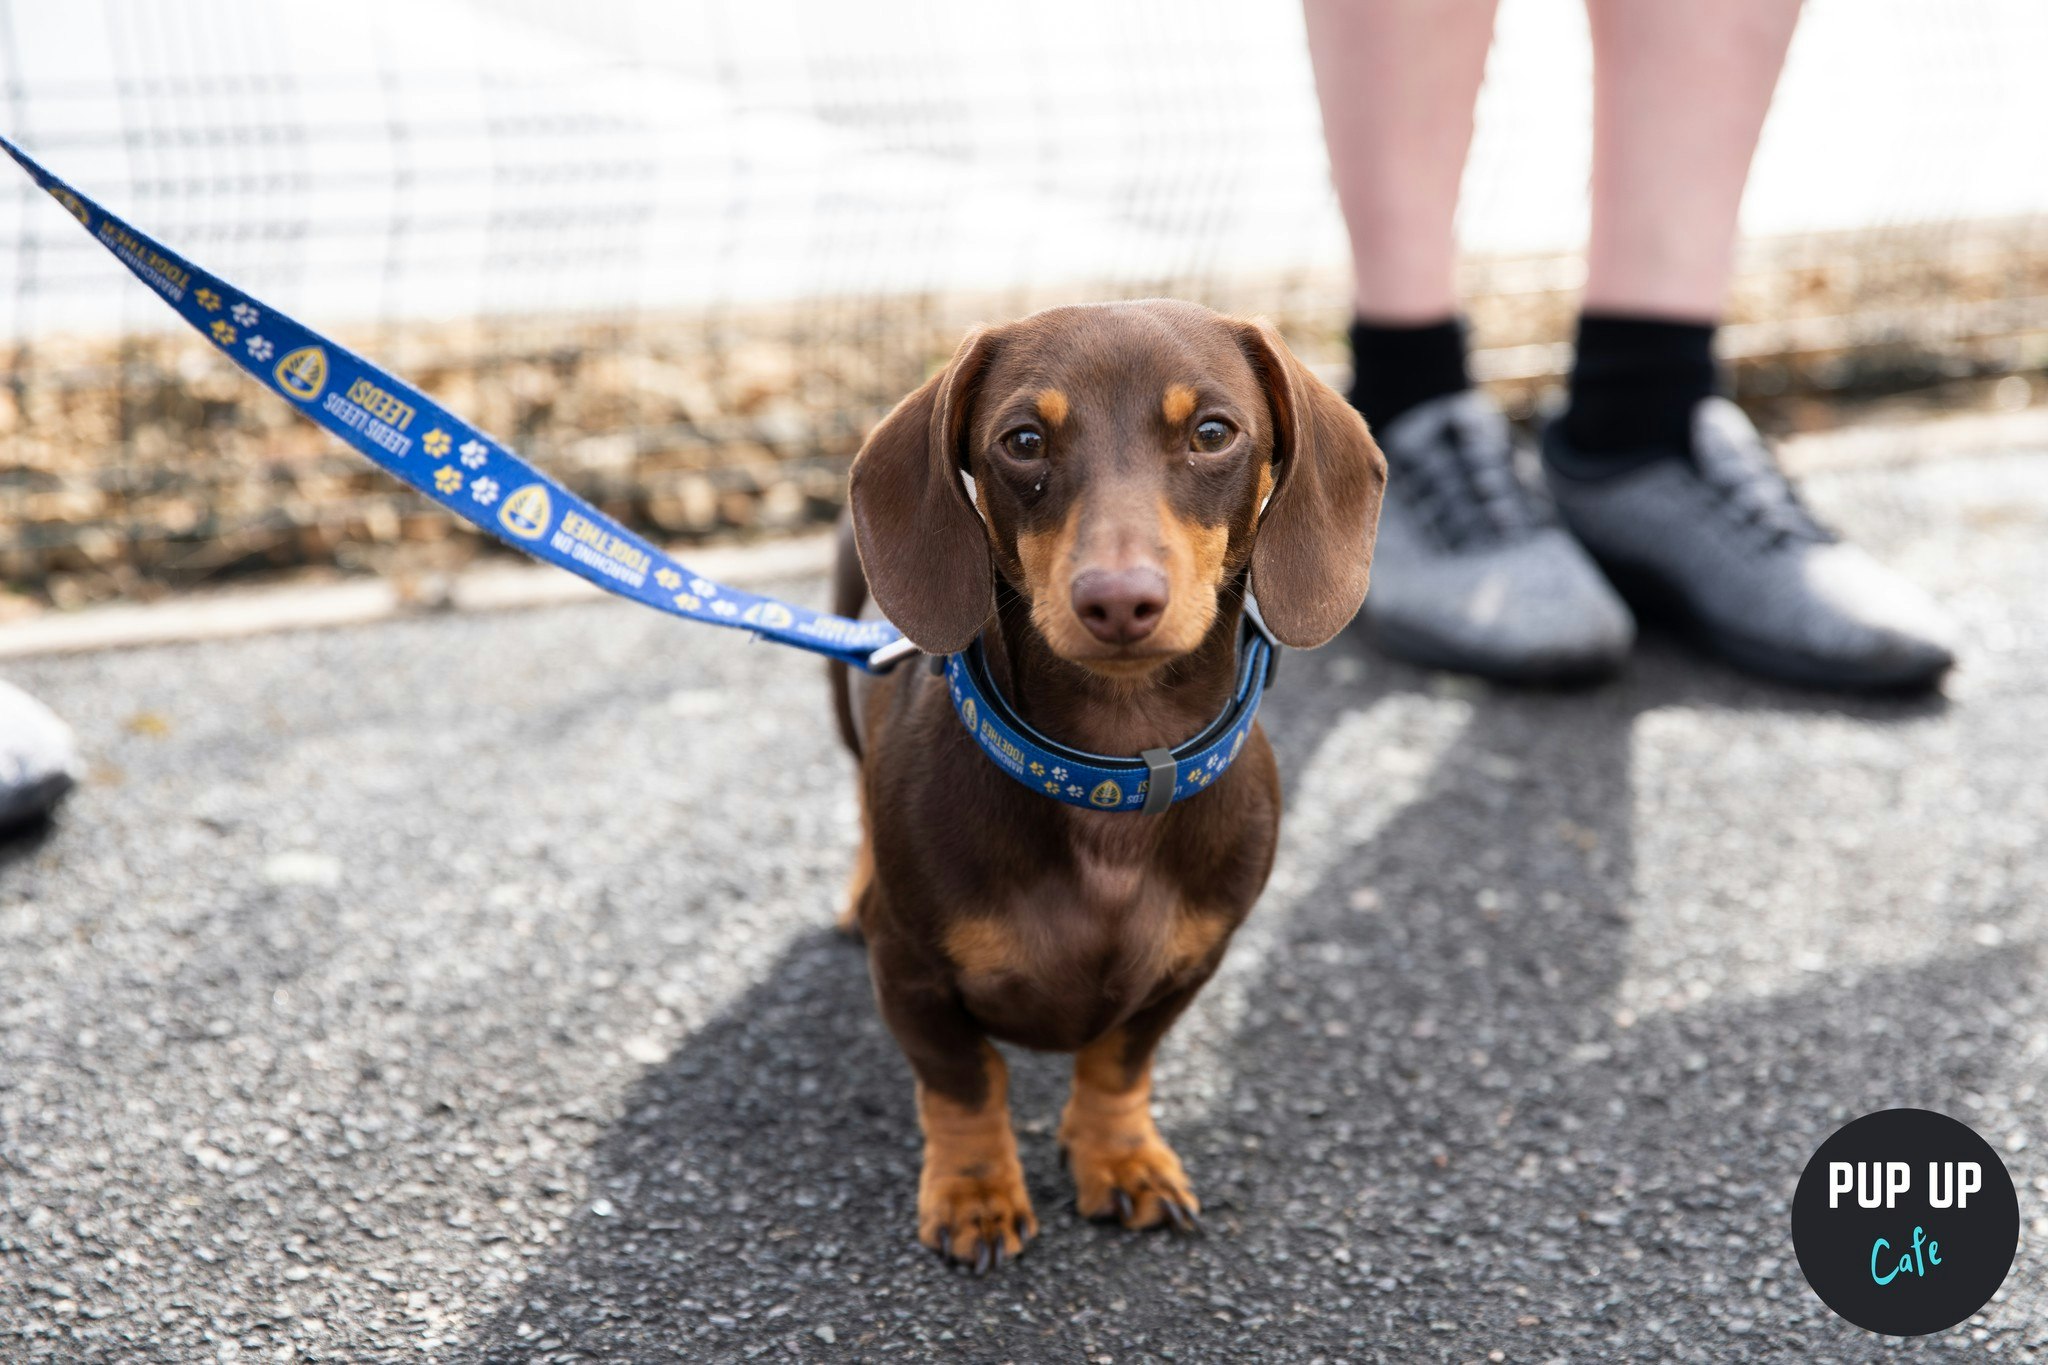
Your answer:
1071;566;1168;645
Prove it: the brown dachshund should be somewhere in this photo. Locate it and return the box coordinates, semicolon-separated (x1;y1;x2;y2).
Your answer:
829;299;1385;1270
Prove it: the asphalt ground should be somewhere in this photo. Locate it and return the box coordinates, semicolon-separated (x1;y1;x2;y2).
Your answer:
4;443;2047;1363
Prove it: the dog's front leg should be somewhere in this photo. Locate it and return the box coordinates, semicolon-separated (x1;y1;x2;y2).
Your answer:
913;1043;1035;1271
1060;988;1204;1233
872;954;1037;1271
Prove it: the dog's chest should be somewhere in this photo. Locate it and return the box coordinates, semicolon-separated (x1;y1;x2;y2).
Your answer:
944;852;1222;1050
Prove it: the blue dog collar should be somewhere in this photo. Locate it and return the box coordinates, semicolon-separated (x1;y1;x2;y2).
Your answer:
940;605;1279;815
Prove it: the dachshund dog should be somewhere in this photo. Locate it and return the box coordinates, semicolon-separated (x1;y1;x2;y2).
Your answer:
829;299;1385;1270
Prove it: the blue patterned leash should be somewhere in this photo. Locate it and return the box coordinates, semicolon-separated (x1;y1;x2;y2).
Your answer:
0;133;900;671
2;135;1275;811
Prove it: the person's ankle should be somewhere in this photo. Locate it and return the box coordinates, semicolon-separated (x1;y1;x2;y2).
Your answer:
1558;312;1717;471
1347;315;1470;432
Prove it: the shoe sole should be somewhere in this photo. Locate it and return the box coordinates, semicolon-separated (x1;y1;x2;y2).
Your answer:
1362;615;1626;687
1587;551;1950;695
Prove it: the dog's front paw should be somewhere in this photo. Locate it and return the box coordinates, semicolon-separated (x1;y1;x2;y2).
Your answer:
918;1161;1037;1272
1061;1119;1201;1233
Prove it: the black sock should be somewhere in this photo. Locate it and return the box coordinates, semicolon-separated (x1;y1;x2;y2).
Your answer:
1347;316;1469;432
1560;313;1718;469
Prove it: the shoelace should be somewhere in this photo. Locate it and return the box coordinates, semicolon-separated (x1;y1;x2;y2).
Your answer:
1691;407;1835;547
1390;399;1545;550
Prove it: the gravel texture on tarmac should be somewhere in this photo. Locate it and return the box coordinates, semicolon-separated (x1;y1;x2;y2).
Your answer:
3;447;2047;1363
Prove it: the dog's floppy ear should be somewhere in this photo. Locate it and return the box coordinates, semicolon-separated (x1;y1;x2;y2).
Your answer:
1236;319;1388;648
849;327;998;654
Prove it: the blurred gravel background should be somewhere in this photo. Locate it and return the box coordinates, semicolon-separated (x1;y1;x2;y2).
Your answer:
3;440;2047;1363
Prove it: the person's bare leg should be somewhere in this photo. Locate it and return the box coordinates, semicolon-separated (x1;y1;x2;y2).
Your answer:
1583;0;1803;319
1303;0;1498;323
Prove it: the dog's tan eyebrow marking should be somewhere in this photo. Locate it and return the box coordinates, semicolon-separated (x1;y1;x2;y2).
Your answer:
1162;383;1197;425
1035;388;1070;427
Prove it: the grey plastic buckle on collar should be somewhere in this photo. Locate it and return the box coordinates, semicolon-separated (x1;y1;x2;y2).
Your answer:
1140;747;1176;816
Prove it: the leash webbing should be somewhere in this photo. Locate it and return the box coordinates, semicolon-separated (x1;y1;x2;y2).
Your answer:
3;135;1278;812
0;134;901;672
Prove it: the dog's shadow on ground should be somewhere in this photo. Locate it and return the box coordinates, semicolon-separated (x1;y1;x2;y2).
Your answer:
457;629;1973;1360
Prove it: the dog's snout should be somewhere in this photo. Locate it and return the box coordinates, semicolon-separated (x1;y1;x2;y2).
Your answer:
1071;566;1169;645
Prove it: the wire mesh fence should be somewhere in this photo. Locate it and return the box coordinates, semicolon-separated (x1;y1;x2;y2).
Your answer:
4;0;2047;605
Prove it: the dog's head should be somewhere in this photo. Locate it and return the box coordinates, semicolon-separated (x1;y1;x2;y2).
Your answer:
850;300;1386;673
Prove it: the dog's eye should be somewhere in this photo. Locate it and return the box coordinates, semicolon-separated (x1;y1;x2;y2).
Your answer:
1192;419;1235;453
1004;428;1046;461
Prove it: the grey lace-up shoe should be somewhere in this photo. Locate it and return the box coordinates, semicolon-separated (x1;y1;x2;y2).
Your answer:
1360;390;1634;681
0;680;80;828
1543;397;1955;692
